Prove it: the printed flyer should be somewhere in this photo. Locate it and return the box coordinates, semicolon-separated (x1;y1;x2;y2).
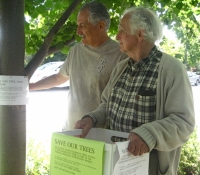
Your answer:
0;75;29;105
50;133;105;175
113;141;149;175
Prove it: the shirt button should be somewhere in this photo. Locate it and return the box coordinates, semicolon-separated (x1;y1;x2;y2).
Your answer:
135;95;140;100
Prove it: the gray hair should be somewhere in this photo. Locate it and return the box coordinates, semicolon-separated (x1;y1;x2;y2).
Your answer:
122;7;163;43
79;1;111;31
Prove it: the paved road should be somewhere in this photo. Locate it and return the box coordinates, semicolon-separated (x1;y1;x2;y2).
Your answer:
27;85;200;142
27;87;69;143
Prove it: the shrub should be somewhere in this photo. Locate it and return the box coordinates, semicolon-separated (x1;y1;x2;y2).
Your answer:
26;138;50;175
178;128;200;175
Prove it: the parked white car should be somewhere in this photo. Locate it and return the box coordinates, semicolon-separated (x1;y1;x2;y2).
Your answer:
187;71;199;86
35;62;58;71
30;62;70;88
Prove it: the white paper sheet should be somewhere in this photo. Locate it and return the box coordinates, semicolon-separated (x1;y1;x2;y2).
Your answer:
0;75;29;105
113;141;149;175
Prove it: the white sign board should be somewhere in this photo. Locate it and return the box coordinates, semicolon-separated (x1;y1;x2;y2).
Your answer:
0;75;29;105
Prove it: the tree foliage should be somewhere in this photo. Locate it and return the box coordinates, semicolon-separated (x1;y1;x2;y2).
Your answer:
24;0;200;78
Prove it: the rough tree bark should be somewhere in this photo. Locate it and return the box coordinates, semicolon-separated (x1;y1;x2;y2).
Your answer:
0;0;26;175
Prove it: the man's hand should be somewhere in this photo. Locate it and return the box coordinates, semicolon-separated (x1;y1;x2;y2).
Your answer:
74;117;94;138
128;132;149;156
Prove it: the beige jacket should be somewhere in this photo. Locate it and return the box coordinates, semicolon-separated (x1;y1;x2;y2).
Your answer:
88;53;195;175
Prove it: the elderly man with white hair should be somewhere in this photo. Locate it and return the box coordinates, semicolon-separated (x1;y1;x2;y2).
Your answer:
75;7;195;175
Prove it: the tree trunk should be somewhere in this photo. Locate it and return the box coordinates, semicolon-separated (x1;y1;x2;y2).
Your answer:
0;1;26;175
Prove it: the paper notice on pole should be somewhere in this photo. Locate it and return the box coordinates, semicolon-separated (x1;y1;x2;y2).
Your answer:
0;75;29;105
113;141;149;175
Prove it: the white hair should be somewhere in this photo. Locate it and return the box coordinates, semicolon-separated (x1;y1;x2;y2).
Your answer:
122;7;163;43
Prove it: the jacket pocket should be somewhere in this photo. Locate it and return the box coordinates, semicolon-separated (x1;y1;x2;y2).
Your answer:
134;94;156;124
158;166;171;175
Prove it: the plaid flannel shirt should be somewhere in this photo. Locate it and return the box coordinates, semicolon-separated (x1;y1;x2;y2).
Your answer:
108;46;162;136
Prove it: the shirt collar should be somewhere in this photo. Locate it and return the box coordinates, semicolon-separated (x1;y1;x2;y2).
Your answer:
128;46;159;70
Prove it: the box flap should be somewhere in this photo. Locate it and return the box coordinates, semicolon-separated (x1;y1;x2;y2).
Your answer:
61;128;129;144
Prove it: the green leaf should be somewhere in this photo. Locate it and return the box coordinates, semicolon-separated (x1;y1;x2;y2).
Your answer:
36;5;46;15
55;42;64;50
45;0;53;8
176;2;183;10
75;34;81;42
187;11;193;18
163;0;171;5
61;46;70;54
149;0;155;6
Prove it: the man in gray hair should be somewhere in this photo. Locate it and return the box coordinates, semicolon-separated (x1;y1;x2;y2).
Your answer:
75;7;195;175
29;1;127;129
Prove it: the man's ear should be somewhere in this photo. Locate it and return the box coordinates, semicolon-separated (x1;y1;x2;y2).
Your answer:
137;30;145;42
98;21;106;30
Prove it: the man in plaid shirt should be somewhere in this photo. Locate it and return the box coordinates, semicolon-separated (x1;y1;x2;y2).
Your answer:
75;7;195;175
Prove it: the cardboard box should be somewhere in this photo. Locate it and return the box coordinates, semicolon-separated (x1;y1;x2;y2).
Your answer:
50;128;129;175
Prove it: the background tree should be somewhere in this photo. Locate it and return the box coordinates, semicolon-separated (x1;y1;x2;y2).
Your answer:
24;0;200;78
159;36;184;60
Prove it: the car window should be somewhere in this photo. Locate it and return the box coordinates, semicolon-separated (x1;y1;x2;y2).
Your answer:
44;63;63;71
38;62;58;70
